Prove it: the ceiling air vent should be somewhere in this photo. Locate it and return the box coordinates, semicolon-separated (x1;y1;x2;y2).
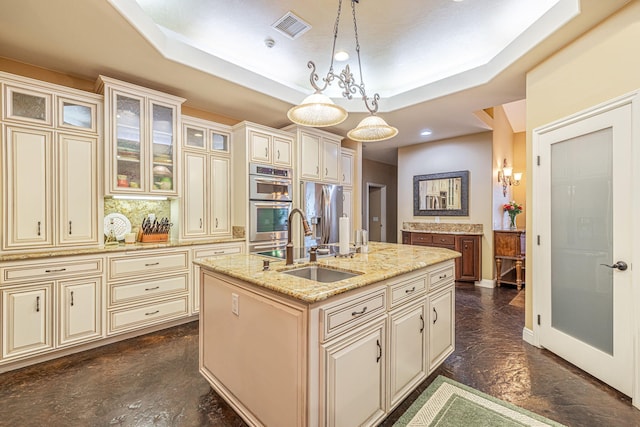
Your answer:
272;11;311;40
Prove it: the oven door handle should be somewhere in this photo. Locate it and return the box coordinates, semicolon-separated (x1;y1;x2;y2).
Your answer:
253;177;292;186
252;202;292;208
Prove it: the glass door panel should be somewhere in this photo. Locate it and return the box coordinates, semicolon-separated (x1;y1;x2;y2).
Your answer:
59;98;96;132
185;126;205;149
211;131;229;153
151;103;175;192
550;128;613;354
115;94;142;189
5;86;52;125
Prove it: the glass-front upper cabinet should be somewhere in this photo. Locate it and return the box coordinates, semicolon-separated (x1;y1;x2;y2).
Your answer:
98;76;184;196
182;116;231;156
58;97;98;133
4;84;53;126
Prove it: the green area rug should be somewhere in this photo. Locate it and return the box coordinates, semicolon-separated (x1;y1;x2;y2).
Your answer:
394;376;565;426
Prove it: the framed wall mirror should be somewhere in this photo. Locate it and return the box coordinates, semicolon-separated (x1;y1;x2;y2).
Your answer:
413;170;469;216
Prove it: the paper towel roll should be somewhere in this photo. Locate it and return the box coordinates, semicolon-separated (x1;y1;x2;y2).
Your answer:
339;216;350;255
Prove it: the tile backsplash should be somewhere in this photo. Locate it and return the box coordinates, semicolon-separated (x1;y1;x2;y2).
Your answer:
104;199;172;232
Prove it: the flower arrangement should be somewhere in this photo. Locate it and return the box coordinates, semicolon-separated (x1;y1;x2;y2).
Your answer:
503;201;523;229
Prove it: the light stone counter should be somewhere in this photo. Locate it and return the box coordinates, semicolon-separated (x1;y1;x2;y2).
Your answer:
402;221;483;235
194;241;460;303
0;237;246;262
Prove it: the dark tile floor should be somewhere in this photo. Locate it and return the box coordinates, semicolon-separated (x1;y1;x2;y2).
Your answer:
1;283;639;426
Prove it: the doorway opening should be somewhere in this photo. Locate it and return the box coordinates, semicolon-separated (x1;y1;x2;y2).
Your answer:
365;182;386;242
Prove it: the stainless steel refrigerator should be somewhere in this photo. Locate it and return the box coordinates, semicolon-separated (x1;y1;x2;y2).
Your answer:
301;181;343;248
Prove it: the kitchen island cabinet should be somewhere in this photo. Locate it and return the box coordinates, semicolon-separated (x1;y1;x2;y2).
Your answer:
196;242;459;427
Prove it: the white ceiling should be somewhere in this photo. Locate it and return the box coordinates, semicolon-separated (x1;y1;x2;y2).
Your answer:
0;0;630;164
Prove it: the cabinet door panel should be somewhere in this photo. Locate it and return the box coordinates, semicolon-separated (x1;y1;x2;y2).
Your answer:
429;286;455;372
58;133;98;245
341;151;354;186
324;321;386;427
300;132;321;179
113;92;145;192
4;85;53;126
2;284;53;358
342;188;352;223
3;126;52;249
59;278;102;346
456;235;479;281
249;130;271;163
149;100;178;195
389;302;427;407
211;157;230;235
272;136;292;167
183;152;207;237
322;139;340;182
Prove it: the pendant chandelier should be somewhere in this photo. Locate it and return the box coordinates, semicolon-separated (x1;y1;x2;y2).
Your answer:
287;0;398;142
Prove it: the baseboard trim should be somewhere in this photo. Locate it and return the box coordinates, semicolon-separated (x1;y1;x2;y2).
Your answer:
475;279;495;289
522;327;536;346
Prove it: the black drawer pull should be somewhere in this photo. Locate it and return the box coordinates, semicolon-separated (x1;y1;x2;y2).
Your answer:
351;306;368;317
405;286;416;294
376;339;382;363
36;296;40;312
433;307;438;324
419;314;425;333
45;268;67;273
439;274;447;279
145;262;160;267
145;310;160;316
70;291;74;307
145;286;160;291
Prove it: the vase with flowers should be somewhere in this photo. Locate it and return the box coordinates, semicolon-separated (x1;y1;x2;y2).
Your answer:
503;201;523;230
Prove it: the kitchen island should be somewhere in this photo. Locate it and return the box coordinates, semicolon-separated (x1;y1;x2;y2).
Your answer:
195;242;460;427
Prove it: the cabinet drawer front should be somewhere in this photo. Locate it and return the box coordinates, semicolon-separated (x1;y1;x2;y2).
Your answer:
390;275;427;308
2;258;103;284
410;233;432;245
108;296;189;334
431;234;455;245
321;289;386;341
108;251;189;280
429;263;455;291
193;244;243;259
109;274;188;307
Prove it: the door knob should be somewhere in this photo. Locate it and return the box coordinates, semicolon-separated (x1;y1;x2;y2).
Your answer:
600;261;628;271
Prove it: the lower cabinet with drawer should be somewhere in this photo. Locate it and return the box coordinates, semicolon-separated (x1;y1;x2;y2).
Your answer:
0;255;103;366
402;231;481;282
200;259;455;427
106;249;192;336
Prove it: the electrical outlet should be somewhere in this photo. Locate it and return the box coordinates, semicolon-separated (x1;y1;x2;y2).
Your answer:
231;293;239;316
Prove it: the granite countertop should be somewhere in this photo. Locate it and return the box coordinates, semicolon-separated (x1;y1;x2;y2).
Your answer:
194;242;460;304
402;222;484;235
0;237;246;262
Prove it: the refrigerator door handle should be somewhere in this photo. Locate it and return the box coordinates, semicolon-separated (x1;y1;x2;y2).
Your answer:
322;185;331;244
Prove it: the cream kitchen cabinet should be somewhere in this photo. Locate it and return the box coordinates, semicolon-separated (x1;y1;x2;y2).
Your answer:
97;76;185;197
2;283;54;360
180;117;233;240
340;148;354;187
1;72;101;252
428;283;455;373
106;249;191;335
2;126;99;251
0;255;104;364
282;125;342;183
342;188;353;223
322;318;387;427
233;121;294;168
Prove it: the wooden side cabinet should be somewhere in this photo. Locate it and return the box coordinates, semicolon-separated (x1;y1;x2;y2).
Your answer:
494;230;526;290
402;231;481;282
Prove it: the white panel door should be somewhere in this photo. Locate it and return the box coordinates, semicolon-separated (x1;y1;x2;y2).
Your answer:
183;151;207;237
58;278;102;346
300;131;321;180
249;130;271;164
341;150;354;186
272;136;292;167
535;100;633;396
58;133;98;245
322;139;340;182
428;285;455;372
3;125;52;249
342;188;353;223
211;156;231;235
2;284;53;358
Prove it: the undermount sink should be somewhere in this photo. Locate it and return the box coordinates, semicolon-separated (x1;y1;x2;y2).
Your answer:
281;265;362;283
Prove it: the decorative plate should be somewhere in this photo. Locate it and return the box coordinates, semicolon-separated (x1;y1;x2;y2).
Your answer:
104;213;132;241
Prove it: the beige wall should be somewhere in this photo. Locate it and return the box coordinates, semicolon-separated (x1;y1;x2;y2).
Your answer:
525;1;640;329
397;132;494;281
492;105;515;229
362;159;398;243
512;132;526;226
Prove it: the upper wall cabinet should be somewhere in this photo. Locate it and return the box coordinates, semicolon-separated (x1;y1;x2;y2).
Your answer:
233;121;294;168
96;76;185;197
283;125;342;184
0;72;102;251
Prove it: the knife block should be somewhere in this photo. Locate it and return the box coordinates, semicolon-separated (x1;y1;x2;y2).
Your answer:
140;233;169;243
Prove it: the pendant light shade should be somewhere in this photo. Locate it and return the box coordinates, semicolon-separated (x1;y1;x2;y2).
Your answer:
287;92;348;127
347;114;398;142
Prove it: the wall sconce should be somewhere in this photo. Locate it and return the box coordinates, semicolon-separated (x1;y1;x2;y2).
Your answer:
498;158;521;196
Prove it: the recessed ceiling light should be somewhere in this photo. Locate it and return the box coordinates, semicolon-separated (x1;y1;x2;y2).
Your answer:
334;51;349;61
420;129;432;136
